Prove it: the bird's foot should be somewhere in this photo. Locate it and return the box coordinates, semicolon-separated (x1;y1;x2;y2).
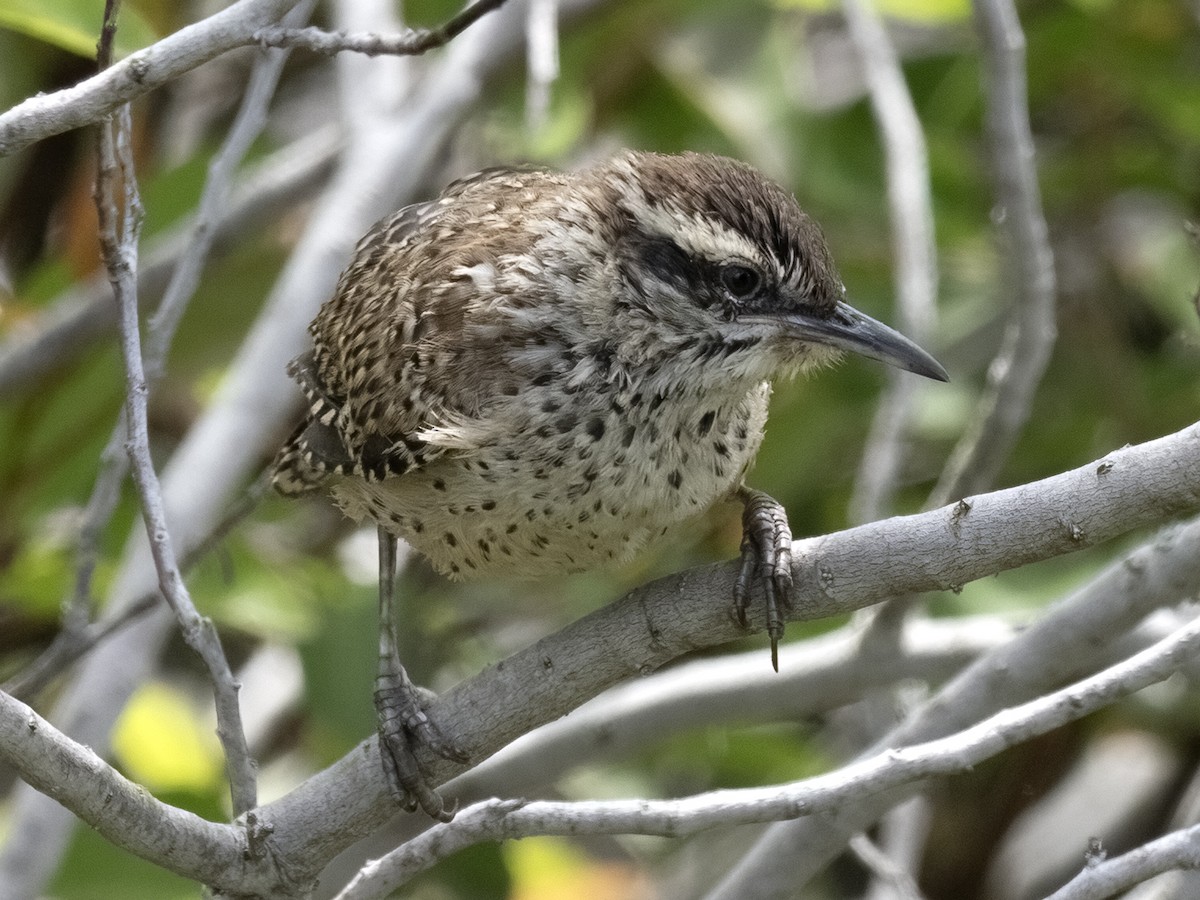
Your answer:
374;669;470;822
733;487;793;672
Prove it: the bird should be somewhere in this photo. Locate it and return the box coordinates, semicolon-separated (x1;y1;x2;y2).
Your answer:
272;149;947;820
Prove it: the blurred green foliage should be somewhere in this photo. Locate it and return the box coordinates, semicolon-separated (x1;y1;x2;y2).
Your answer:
0;0;1198;896
0;0;157;58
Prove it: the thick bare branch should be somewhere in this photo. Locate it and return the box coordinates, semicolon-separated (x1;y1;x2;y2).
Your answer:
0;615;1006;896
0;691;261;893
3;423;1198;895
280;612;1181;888
259;422;1200;885
0;0;513;158
335;610;1200;898
704;496;1200;897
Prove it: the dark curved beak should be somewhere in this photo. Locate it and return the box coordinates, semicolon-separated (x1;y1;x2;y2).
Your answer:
777;300;949;382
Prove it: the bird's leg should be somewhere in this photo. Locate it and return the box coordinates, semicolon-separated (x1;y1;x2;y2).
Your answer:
733;485;794;672
374;526;467;821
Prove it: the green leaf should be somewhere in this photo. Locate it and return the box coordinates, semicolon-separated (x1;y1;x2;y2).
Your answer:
0;0;157;59
776;0;969;23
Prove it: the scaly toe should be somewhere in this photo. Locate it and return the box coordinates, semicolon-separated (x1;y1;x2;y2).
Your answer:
734;487;795;664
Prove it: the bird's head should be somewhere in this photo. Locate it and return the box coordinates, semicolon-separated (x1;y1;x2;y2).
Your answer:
599;151;948;387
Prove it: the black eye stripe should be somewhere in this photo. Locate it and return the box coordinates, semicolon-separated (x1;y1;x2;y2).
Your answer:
640;236;694;284
622;228;770;312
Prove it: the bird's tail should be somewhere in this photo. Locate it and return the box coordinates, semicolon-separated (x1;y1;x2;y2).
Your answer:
271;423;330;496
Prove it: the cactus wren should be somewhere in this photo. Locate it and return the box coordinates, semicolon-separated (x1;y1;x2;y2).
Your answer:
273;150;947;819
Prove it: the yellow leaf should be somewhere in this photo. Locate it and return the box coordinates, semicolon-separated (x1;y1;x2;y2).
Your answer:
112;682;223;793
506;837;655;900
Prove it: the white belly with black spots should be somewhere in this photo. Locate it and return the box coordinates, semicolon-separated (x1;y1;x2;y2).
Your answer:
331;382;771;579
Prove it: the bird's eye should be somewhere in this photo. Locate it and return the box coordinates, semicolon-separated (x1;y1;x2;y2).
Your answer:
720;264;762;300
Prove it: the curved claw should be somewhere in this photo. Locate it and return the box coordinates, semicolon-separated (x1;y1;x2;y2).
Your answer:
734;487;794;671
375;673;469;822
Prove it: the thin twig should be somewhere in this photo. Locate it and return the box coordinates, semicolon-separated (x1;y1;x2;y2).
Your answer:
82;0;132;647
842;0;939;526
5;473;271;701
52;0;314;706
0;128;338;397
850;832;929;900
252;0;511;56
96;0;121;70
94;9;257;814
929;0;1057;506
64;416;130;640
1048;823;1200;900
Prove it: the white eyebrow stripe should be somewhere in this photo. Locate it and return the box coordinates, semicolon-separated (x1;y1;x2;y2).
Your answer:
616;187;770;267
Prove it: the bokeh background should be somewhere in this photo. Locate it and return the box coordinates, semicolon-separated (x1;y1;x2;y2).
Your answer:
0;0;1198;897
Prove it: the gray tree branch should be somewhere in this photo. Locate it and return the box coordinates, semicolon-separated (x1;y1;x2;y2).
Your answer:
0;0;301;157
842;0;939;525
0;690;258;891
0;0;516;158
1048;823;1200;900
704;486;1200;898
258;421;1200;890
0;128;338;397
94;33;258;815
335;609;1200;898
930;0;1058;506
3;423;1199;896
0;2;610;896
